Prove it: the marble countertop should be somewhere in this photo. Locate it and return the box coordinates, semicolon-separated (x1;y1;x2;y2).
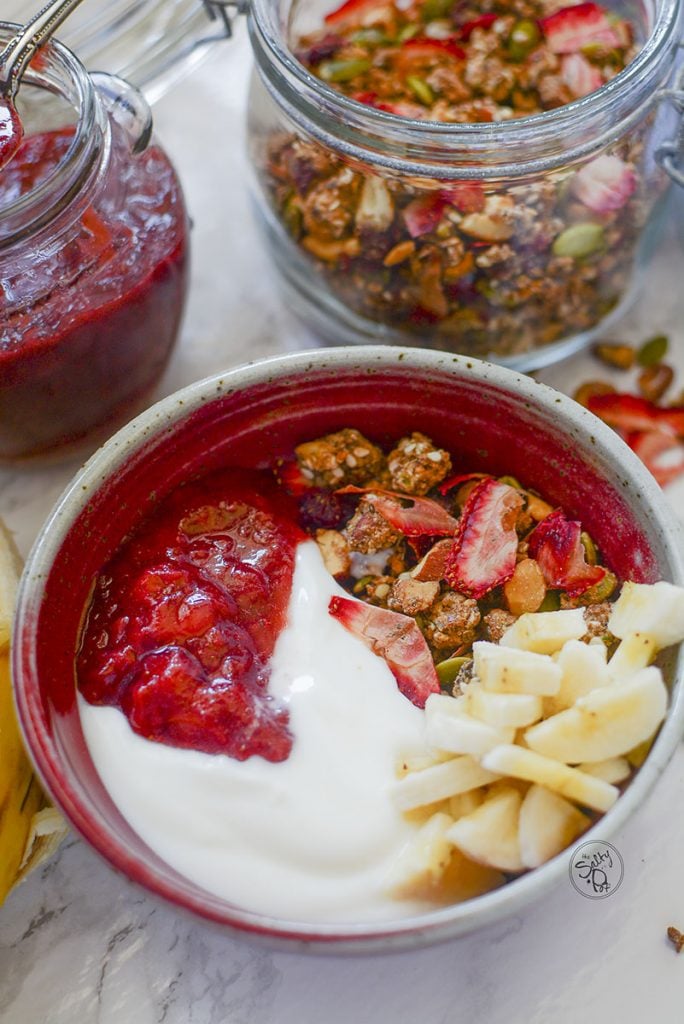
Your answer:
2;26;684;1023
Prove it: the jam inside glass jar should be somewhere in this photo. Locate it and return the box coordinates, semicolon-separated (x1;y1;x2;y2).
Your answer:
0;32;189;461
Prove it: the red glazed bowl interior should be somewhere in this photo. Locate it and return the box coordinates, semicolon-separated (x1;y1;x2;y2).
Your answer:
12;349;684;951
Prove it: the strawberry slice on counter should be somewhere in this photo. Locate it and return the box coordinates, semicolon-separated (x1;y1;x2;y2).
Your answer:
527;508;606;596
625;430;684;487
444;478;523;599
328;595;440;707
338;485;460;535
571;155;637;213
539;3;621;54
586;393;684;437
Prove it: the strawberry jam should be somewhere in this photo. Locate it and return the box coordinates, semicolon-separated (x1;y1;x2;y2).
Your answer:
0;128;188;460
77;470;302;762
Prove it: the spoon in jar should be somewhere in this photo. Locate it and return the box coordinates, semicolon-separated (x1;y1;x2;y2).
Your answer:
0;0;88;168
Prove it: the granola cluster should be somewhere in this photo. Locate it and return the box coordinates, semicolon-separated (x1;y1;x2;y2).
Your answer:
279;426;617;680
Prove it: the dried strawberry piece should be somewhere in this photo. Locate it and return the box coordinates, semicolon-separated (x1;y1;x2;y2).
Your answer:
411;538;453;581
587;393;684;437
625;430;684;487
352;90;379;106
403;193;448;238
328;596;440;708
539;2;621;53
297;33;343;64
572;155;636;213
527;508;606;596
561;52;603;98
374;99;431;119
442;182;486;214
455;14;498;40
399;37;467;61
439;471;489;495
338;485;459;536
324;0;382;27
277;461;313;496
444;478;523;599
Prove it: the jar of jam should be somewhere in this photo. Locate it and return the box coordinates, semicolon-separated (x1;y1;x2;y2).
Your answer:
245;0;684;368
0;25;189;461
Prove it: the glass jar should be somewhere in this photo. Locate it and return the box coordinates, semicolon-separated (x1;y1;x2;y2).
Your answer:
245;0;684;369
0;26;189;462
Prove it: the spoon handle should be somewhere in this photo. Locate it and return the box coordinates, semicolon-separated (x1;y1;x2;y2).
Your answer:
0;0;87;98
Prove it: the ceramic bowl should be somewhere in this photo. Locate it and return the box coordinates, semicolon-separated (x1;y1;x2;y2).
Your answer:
12;347;684;952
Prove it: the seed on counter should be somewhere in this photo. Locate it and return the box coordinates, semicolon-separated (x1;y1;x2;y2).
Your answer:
592;342;636;370
637;334;669;367
573;380;617;408
638;363;674;404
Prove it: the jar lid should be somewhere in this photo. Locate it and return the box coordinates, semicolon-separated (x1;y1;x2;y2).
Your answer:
1;1;232;103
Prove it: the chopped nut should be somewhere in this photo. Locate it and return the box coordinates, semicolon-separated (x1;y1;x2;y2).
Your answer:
573;380;617;408
315;529;351;577
503;558;546;615
387;432;452;495
481;607;517;643
667;927;684;954
383;239;416;267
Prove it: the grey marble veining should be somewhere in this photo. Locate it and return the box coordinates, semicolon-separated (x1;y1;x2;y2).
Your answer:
1;25;684;1024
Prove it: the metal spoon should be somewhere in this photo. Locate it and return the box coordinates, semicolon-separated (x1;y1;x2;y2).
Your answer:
0;0;87;101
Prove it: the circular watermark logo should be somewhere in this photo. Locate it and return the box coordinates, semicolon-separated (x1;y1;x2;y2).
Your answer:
569;840;624;899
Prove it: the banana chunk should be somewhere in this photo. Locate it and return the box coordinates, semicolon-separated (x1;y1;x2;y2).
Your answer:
519;785;590;869
577;757;631;784
0;521;21;654
463;682;543;729
524;667;667;764
388;812;454;898
391;755;499;812
608;581;684;650
481;744;619;813
607;633;656;680
499;608;586;655
446;787;524;873
473;641;561;696
425;694;515;756
546;639;609;714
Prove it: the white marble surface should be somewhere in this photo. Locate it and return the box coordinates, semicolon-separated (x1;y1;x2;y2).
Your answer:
2;25;684;1023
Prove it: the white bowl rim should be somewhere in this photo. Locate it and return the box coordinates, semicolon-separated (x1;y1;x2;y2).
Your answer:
12;345;684;953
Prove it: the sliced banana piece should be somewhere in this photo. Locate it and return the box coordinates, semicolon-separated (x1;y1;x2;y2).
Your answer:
426;704;515;757
388;812;454;898
577;757;631;784
0;521;21;654
446;787;524;873
473;641;562;696
524;667;667;764
500;608;586;655
481;744;619;813
463;682;543;728
607;633;656;680
519;785;590;869
391;755;499;812
546;639;609;714
608;581;684;650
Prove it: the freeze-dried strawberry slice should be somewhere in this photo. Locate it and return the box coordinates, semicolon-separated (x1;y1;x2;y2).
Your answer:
439;471;489;495
456;14;498;41
561;52;603;98
403;193;448;238
528;508;606;596
572;155;636;213
444;478;523;599
277;461;313;496
539;2;621;54
443;182;486;215
587;393;684;437
337;485;459;536
399;37;467;62
328;596;440;707
625;429;684;487
324;0;382;27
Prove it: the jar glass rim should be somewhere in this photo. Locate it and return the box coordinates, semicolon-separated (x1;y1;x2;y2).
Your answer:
249;0;681;171
0;23;107;240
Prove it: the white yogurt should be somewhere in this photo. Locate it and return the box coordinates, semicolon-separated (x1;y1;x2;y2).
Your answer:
80;541;431;922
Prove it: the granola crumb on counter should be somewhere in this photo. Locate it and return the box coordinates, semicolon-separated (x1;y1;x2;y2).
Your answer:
667;926;684;954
